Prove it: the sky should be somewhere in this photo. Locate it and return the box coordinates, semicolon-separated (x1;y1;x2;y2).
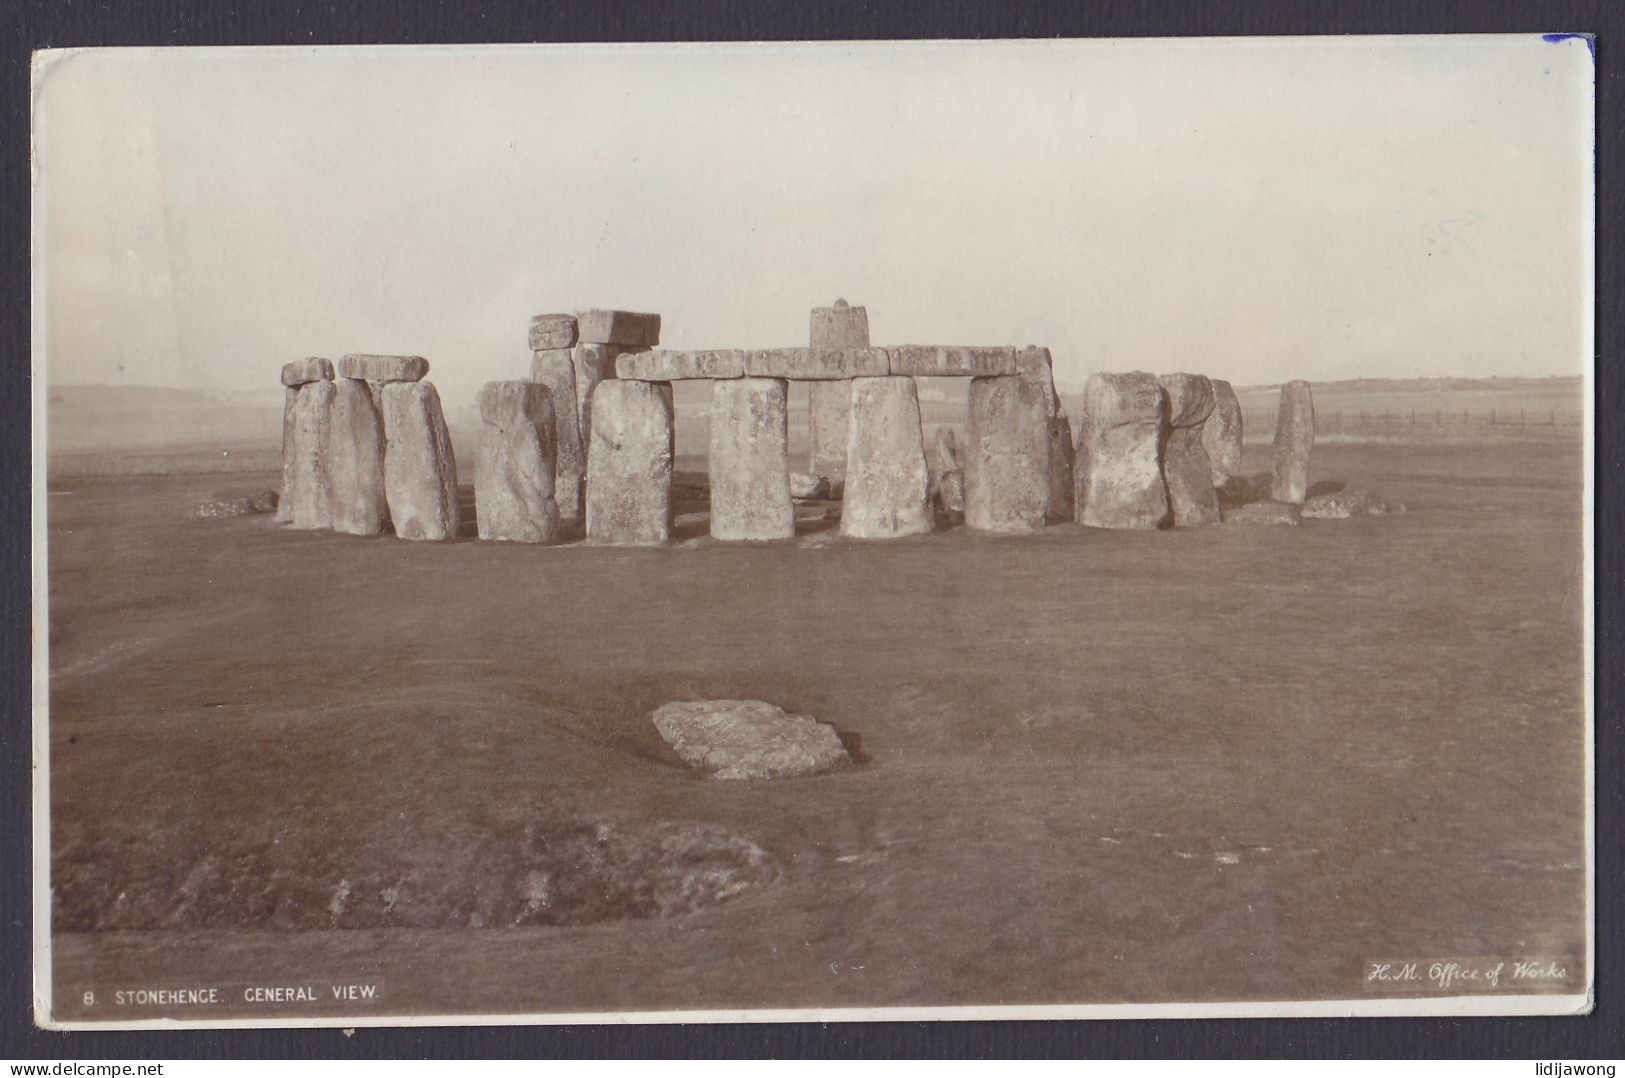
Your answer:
33;35;1594;396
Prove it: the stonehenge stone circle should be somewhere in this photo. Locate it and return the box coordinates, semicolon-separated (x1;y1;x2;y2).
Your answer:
1203;378;1244;485
286;379;336;530
528;313;579;351
964;375;1051;533
576;308;662;348
808;301;871;480
276;385;298;522
709;378;794;541
474;381;561;545
381;381;460;541
1158;372;1222;528
586;379;674;545
326;378;389;536
337;354;429;383
1076;372;1170;530
1272;380;1315;504
841;376;933;539
745;347;888;380
281;357;334;386
887;345;1048;379
616;349;747;381
529;348;585;525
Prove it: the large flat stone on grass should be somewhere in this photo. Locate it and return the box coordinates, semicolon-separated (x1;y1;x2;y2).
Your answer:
652;699;851;780
586;379;674;545
338;354;429;382
709;378;793;541
381;382;460;541
1301;489;1404;519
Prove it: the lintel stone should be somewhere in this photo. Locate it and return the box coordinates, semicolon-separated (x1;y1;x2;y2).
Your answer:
576;308;661;347
338;354;429;382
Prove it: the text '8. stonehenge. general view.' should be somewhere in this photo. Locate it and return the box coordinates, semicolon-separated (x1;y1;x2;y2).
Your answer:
274;299;1389;548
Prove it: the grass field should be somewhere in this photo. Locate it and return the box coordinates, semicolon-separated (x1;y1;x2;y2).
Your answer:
42;404;1589;1018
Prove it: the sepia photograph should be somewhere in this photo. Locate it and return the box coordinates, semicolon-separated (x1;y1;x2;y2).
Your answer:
30;34;1595;1028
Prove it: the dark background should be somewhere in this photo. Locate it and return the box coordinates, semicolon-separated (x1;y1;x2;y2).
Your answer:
4;0;1620;1060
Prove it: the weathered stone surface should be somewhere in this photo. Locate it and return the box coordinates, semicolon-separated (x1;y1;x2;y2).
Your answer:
574;342;640;449
616;349;746;381
743;347;888;380
1048;407;1076;525
652;699;850;780
528;313;579;351
286;380;335;529
530;348;585;525
338;354;429;383
841;376;933;539
194;490;278;519
807;380;852;481
1203;379;1244;484
886;346;1047;379
934;469;965;513
1076;372;1169;530
576;308;661;347
810;300;870;350
381;381;460;541
709;378;793;541
474;381;560;544
1300;489;1404;519
586;379;674;545
789;472;830;500
280;356;334;387
1159;372;1221;528
1272;380;1315;503
933;427;962;474
963;375;1051;533
326;379;389;536
1072;405;1093;520
1222;499;1302;526
276;386;297;521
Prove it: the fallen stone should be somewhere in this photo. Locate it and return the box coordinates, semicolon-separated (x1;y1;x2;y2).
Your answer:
326;378;389;536
286;379;336;529
886;346;1047;379
338;354;429;383
743;347;888;380
280;356;334;387
1272;380;1315;503
474;381;560;544
530;348;585;525
1159;372;1222;528
1217;472;1274;509
789;472;830;500
276;386;297;522
1203;379;1244;485
652;699;850;780
381;381;460;541
586;379;674;545
810;300;870;350
964;375;1051;533
709;378;793;541
1300;489;1404;519
528;313;579;351
193;491;278;519
576;308;661;347
806;380;852;481
841;376;933;539
1222;499;1302;526
1076;372;1169;530
616;349;746;381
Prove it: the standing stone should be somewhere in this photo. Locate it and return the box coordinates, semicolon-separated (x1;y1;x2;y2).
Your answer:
586;379;674;545
1159;373;1222;528
964;375;1051;533
326;379;389;536
807;300;870;480
381;382;459;541
286;380;336;530
1048;407;1077;524
573;343;647;450
1272;380;1315;504
841;377;933;539
276;386;298;522
710;378;793;541
530;348;585;525
1076;372;1169;530
931;428;966;513
1203;379;1244;485
474;381;560;544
